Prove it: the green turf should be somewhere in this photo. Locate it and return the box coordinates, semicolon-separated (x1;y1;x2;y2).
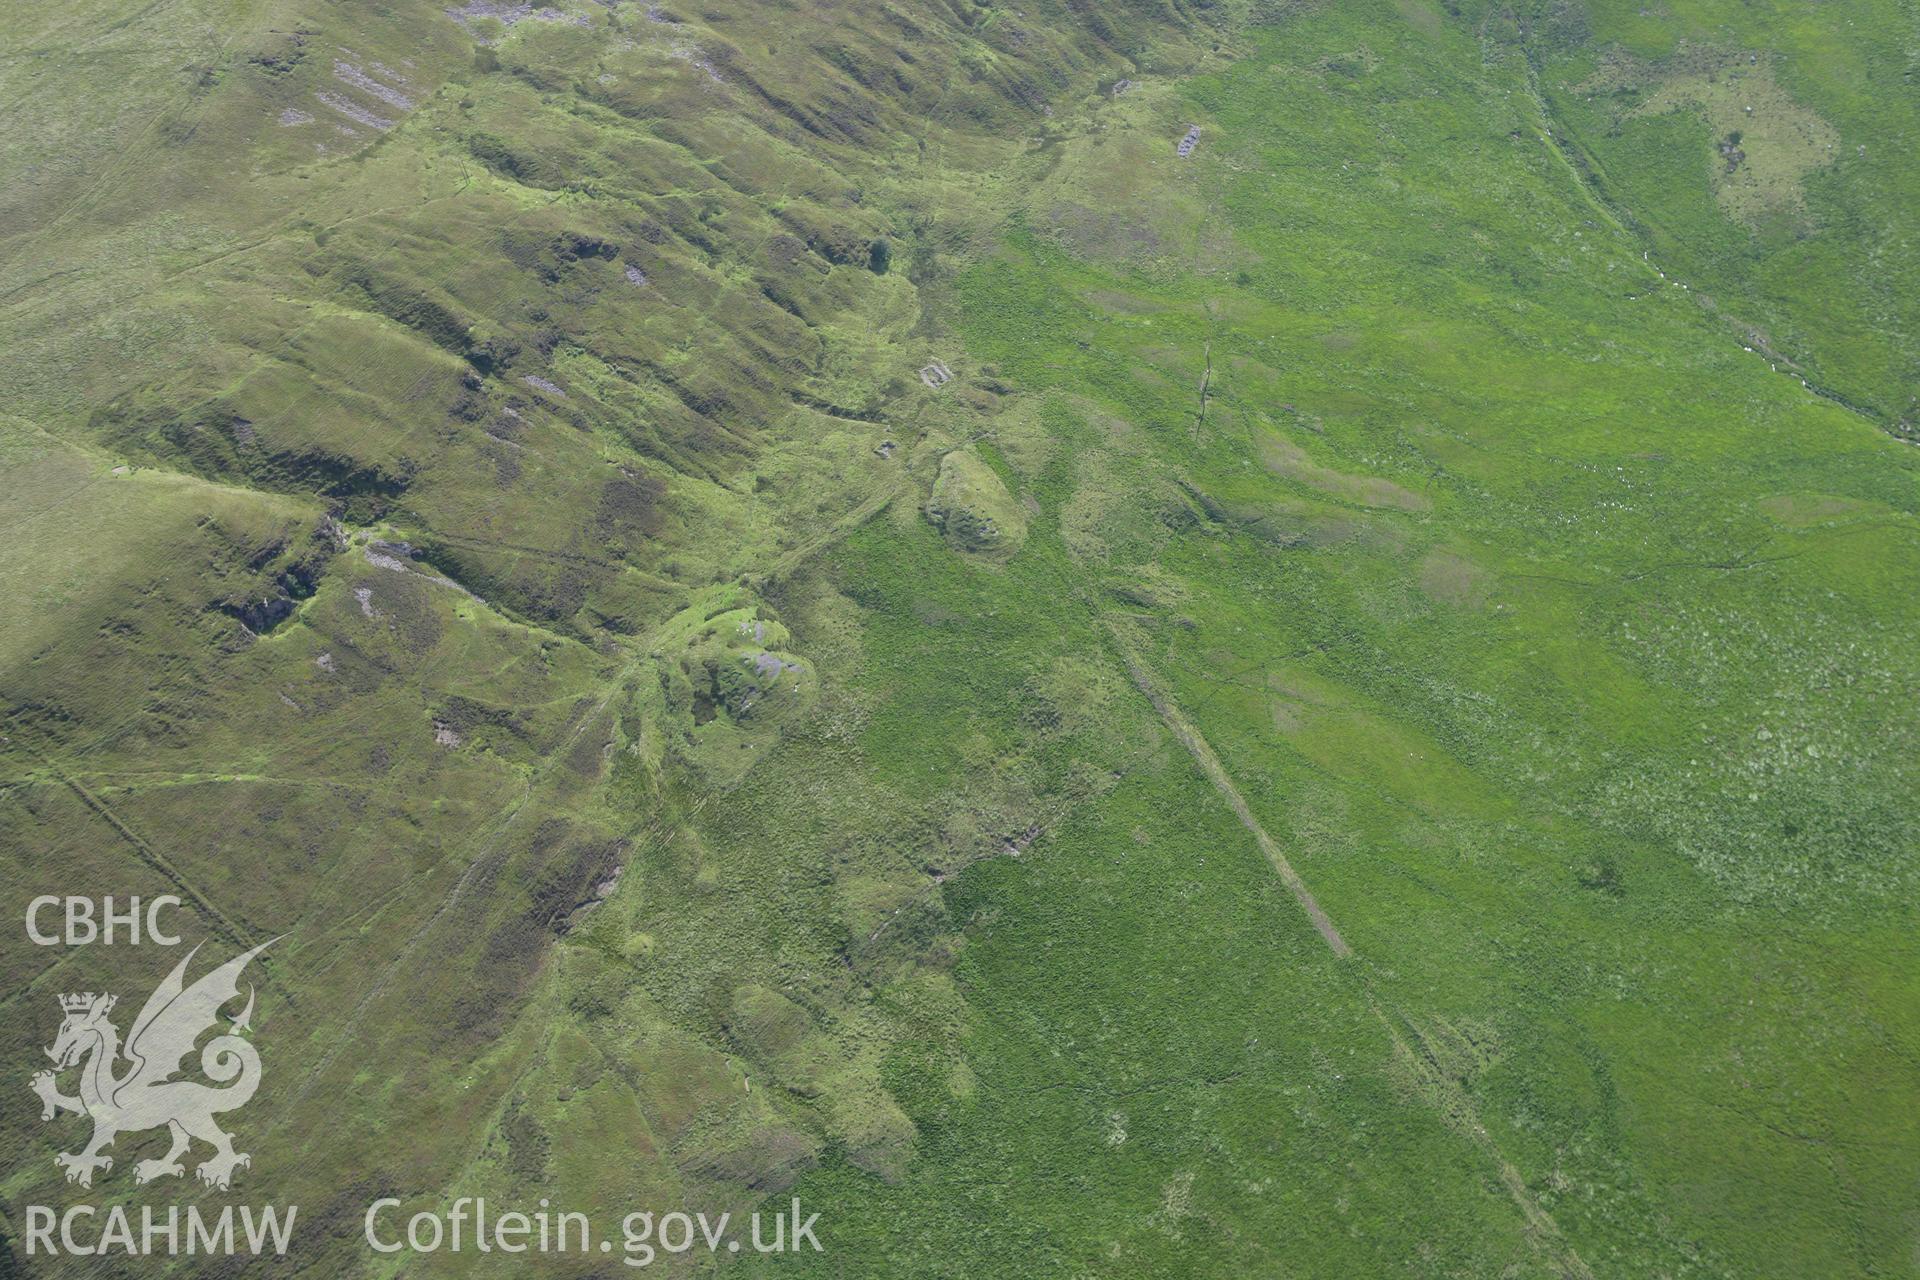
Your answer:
2;0;1915;1276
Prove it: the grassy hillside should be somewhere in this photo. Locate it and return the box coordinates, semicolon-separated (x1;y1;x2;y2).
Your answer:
1;0;1915;1276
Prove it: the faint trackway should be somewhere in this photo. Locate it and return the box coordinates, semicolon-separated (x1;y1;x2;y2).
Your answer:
1046;109;1588;1263
15;740;256;954
1111;638;1349;955
1103;619;1592;1279
761;474;910;584
1371;993;1595;1279
0;8;268;274
282;651;630;1115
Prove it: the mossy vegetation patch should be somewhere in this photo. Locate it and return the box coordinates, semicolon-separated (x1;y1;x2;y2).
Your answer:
1584;48;1842;231
925;448;1028;559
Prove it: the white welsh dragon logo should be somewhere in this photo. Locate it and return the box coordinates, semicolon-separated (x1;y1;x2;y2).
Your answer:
31;940;272;1190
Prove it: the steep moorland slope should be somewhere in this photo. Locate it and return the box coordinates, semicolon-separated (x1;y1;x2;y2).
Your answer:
1;1;1915;1276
